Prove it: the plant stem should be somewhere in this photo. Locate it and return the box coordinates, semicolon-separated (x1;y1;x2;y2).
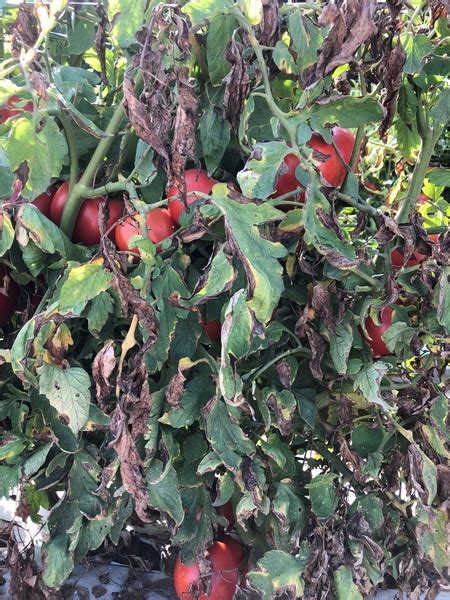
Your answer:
351;268;382;290
60;101;125;237
188;33;209;80
243;346;310;383
395;128;441;224
58;112;79;191
337;192;379;217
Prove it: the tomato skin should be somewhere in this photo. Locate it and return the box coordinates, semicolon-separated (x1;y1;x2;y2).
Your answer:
0;265;19;327
50;181;124;245
391;234;439;268
218;502;235;532
363;306;393;358
0;95;33;123
201;318;221;342
273;128;355;203
173;537;245;600
31;187;55;218
168;169;217;226
115;208;175;257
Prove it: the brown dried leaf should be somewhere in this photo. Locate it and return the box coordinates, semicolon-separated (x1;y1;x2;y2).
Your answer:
339;436;365;482
350;210;368;239
256;0;280;47
120;349;152;442
29;72;49;100
109;404;150;522
223;39;251;131
276;358;292;389
165;370;186;408
311;283;336;333
170;67;200;200
379;274;399;308
301;324;326;380
123;71;169;164
11;3;39;61
95;2;109;86
241;456;263;508
379;44;406;138
92;341;116;407
316;0;378;79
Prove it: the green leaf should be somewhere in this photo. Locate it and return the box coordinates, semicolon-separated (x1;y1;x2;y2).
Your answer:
221;289;253;360
305;473;338;519
147;459;184;525
200;104;231;175
272;483;306;547
66;20;96;55
42;535;74;588
159;376;215;428
23;442;53;477
0;213;15;257
249;549;307;599
329;314;353;375
182;0;232;26
382;321;415;353
0;465;21;499
173;486;214;564
6;117;67;199
415;504;448;574
273;41;295;74
395;118;421;159
237;142;291;199
422;395;450;459
434;266;450;333
68;452;105;518
353;362;393;412
191;245;236;304
410;446;437;505
204;397;255;473
38;363;91;434
295;388;317;429
398;81;418;124
107;0;146;47
426;168;450;187
0;147;14;197
430;88;450;128
86;292;114;336
400;34;432;74
16;204;89;276
351;425;384;459
302;177;358;268
59;260;113;312
309;96;383;129
206;15;235;86
211;189;287;322
334;565;363;600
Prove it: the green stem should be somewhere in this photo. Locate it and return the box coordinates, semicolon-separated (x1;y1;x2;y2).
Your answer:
243;346;310;383
188;33;209;80
58;112;79;192
395;128;442;224
337;192;379;218
351;269;382;290
60;101;125;237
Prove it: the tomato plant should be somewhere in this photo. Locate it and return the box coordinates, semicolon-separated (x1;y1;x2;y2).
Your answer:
173;537;245;600
168;169;217;225
115;208;175;256
50;181;123;245
0;1;449;598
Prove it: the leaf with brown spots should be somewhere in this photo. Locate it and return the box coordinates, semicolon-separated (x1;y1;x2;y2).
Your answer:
223;38;251;131
379;44;406;138
95;2;109;85
92;341;116;408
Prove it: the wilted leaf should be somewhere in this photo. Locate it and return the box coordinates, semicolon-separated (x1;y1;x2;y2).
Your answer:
211;190;287;322
223;39;251;131
334;565;363;600
191;245;236;304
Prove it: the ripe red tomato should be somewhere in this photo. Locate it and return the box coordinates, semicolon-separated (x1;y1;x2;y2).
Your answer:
363;306;393;358
201;318;221;342
115;208;175;257
391;234;439;268
218;502;235;531
31;187;55;218
273;128;355;203
0;264;19;327
50;181;124;246
168;169;217;226
0;95;33;123
173;537;246;600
